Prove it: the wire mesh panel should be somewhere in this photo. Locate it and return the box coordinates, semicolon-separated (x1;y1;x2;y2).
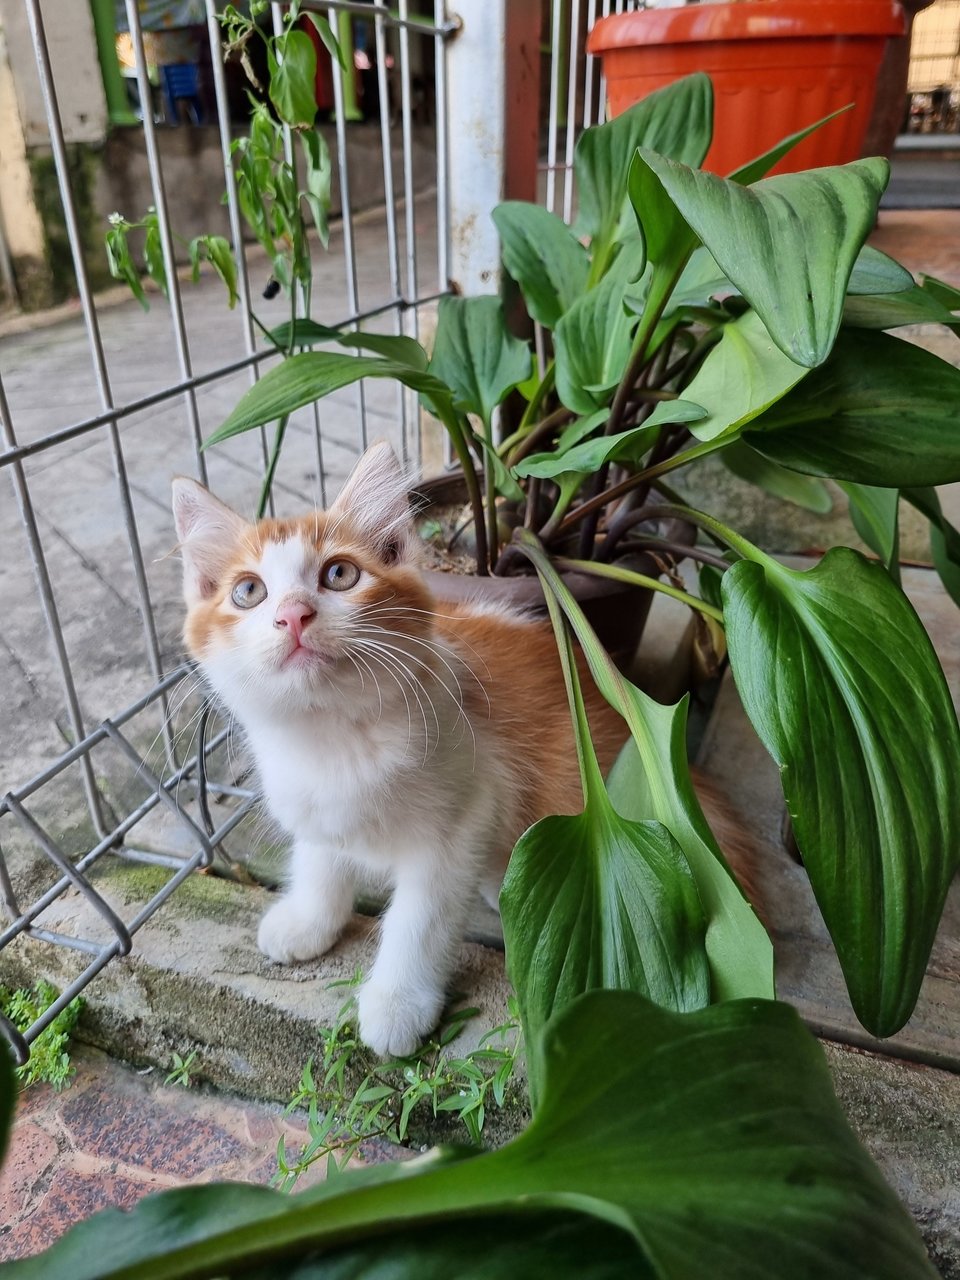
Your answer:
541;0;642;222
0;0;455;1064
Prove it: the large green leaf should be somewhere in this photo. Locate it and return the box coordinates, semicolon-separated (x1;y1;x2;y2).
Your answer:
502;804;710;1096
269;319;429;369
267;29;317;128
299;129;332;247
722;440;833;514
427;295;531;431
919;273;960;336
574;73;713;254
554;241;645;415
842;285;960;330
721;544;960;1037
903;486;960;609
839;482;900;582
637;151;889;367
12;992;935;1280
847;245;914;296
206;353;455;447
743;329;960;486
514;533;774;1006
492;202;590;329
649;308;808;443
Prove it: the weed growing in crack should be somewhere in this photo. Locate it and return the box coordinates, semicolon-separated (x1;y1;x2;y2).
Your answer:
0;980;83;1092
274;990;523;1190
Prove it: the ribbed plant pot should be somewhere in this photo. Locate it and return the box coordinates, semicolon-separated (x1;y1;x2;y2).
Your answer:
587;1;906;176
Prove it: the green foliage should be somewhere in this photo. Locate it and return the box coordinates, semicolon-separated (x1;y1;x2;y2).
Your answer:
164;1050;199;1089
4;992;936;1280
0;981;83;1092
274;995;522;1190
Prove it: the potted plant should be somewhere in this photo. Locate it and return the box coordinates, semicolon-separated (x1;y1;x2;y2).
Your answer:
586;0;907;174
78;61;960;1276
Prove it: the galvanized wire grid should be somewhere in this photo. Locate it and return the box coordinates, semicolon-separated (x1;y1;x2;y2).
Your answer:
0;0;455;1065
1;0;630;1066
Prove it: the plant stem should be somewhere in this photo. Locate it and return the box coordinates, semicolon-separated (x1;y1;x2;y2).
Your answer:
257;415;289;518
551;556;724;623
506;404;574;467
605;535;730;571
499;362;556;456
558;435;732;536
438;408;489;575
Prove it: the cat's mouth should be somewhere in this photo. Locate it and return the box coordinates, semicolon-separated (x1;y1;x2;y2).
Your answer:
280;639;335;670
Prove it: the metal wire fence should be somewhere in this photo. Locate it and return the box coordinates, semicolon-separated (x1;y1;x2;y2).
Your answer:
0;0;634;1065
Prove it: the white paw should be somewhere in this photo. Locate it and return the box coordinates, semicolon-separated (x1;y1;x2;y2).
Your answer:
257;896;343;964
357;981;444;1058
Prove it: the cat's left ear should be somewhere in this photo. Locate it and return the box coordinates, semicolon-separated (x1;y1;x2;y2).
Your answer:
172;477;248;605
329;442;414;563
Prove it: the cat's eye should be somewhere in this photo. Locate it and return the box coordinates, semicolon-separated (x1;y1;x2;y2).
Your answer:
321;559;360;591
231;576;267;609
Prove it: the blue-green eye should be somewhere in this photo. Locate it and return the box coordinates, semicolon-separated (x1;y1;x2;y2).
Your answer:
321;559;360;591
231;576;267;609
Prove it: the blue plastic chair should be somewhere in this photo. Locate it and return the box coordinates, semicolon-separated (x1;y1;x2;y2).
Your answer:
160;63;202;126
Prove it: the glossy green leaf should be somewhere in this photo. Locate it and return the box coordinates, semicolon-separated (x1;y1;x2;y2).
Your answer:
839;482;900;581
649;308;808;443
843;285;960;329
514;533;774;1006
726;106;853;186
845;244;914;296
515;401;703;480
744;329;960;486
492;202;590;329
722;440;832;514
143;220;167;297
575;73;713;254
188;234;237;309
13;992;935;1280
722;545;960;1036
903;486;960;608
502;803;709;1094
637;151;889;367
270;319;429;369
268;29;317;127
300;129;332;246
427;295;531;430
627;147;698;272
104;225;147;310
919;273;960;335
302;11;347;71
206;353;454;447
554;241;644;415
268;1213;648;1280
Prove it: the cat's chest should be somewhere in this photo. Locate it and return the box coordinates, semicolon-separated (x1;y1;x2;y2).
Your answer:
245;713;409;841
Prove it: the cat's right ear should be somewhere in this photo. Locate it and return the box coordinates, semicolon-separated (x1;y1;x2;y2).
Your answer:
171;477;248;605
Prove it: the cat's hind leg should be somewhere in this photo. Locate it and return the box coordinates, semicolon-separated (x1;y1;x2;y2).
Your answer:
258;841;355;964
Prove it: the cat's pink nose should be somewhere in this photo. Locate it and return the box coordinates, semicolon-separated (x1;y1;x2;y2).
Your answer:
273;600;316;643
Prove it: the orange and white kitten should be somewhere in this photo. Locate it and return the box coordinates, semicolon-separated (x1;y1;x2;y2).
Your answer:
172;443;627;1056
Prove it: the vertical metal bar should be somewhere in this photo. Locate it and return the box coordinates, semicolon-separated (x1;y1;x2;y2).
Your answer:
373;0;411;464
0;373;106;835
24;0;174;771
124;0;207;484
545;0;564;214
204;0;275;515
562;0;581;223
328;4;369;452
433;0;450;293
583;0;599;132
396;0;422;471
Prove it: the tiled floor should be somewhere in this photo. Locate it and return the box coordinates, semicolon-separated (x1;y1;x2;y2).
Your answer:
0;1045;402;1262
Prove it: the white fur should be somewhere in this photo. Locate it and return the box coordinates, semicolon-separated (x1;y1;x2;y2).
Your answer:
177;449;517;1057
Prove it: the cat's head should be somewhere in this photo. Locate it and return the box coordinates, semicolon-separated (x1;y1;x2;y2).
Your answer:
171;443;433;717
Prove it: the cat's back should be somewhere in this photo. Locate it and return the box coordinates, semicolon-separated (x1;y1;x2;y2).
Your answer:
434;598;626;854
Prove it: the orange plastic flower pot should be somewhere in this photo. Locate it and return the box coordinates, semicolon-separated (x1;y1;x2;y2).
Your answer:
586;1;906;175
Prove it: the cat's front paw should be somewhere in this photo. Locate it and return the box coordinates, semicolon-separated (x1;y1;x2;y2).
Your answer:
257;896;344;964
358;981;443;1058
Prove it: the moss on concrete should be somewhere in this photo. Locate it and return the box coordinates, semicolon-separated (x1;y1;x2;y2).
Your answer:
26;144;113;309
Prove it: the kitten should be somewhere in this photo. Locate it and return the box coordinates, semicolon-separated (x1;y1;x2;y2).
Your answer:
172;444;756;1056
